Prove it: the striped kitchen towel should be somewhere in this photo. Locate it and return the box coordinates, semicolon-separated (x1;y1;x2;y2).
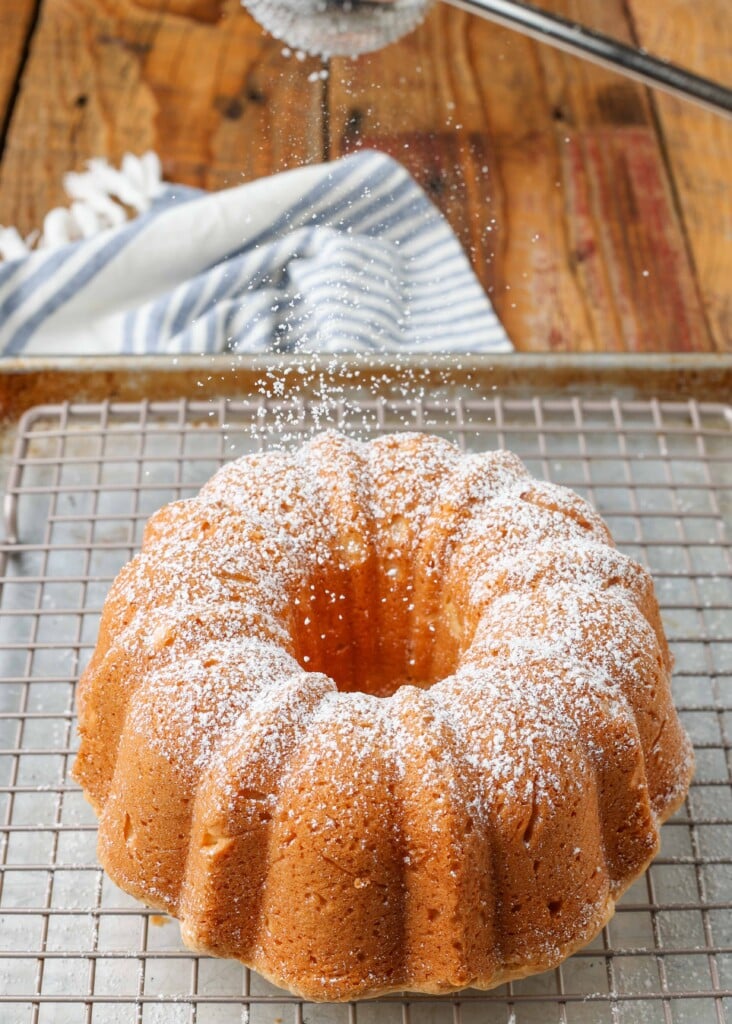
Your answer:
0;150;512;356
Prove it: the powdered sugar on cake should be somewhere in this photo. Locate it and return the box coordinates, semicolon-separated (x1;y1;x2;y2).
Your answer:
73;430;694;1002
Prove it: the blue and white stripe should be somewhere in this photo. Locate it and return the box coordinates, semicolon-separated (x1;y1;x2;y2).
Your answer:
0;151;512;356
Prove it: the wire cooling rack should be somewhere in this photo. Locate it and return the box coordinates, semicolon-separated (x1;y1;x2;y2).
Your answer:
0;394;731;1024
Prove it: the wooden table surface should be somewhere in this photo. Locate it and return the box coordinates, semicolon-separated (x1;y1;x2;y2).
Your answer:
0;0;730;353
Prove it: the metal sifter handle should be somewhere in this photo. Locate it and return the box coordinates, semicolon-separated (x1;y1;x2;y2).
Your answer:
449;0;732;119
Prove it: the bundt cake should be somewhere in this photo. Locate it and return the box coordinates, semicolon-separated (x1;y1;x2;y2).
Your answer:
73;431;694;1001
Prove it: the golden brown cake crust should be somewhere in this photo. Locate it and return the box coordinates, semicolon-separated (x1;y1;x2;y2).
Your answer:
73;432;694;1002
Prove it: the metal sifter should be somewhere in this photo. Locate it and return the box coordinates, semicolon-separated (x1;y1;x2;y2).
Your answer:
242;0;732;118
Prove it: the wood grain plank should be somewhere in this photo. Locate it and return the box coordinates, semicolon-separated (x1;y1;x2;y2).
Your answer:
329;0;713;351
534;0;711;351
0;0;38;151
329;7;595;351
626;0;731;350
0;0;325;237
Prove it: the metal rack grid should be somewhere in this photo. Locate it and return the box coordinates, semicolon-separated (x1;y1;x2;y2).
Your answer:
0;394;731;1024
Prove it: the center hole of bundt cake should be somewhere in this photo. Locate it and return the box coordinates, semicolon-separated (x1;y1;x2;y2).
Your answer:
289;553;463;699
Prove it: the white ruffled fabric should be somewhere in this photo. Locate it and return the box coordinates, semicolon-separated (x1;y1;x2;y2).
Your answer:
0;151;513;356
0;153;165;259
